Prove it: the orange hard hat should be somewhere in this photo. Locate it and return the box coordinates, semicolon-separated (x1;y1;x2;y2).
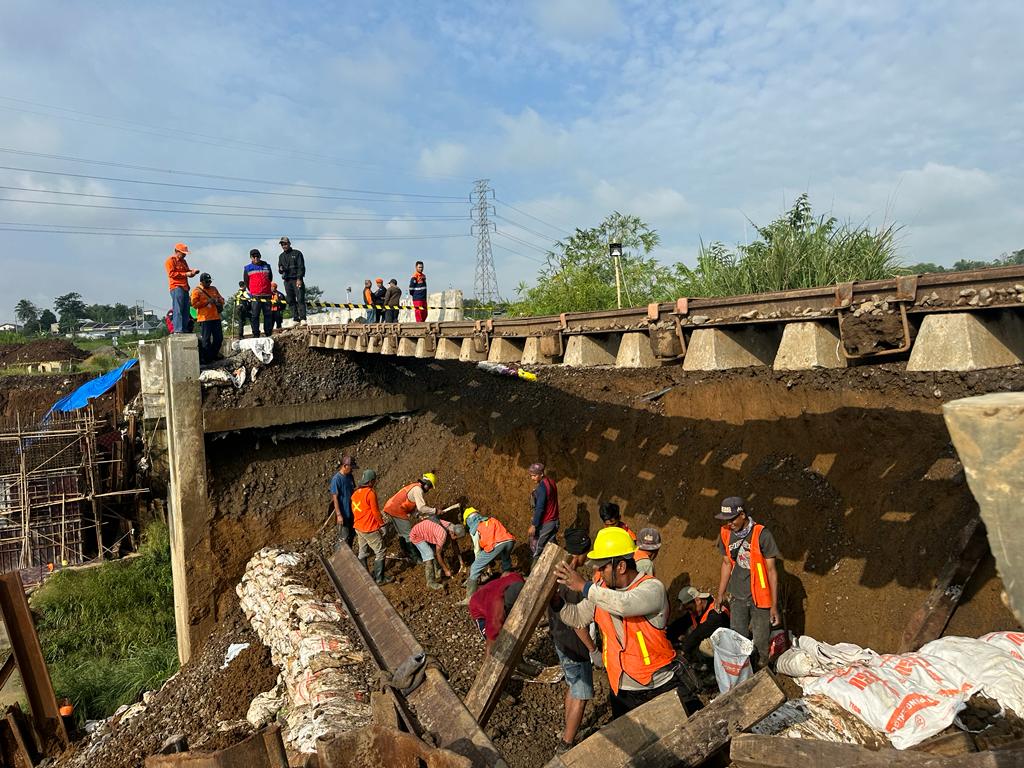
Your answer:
174;242;190;254
375;278;384;283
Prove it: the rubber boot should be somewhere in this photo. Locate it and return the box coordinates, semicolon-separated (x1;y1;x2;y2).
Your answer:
358;555;370;572
373;557;394;585
424;561;443;591
457;578;478;606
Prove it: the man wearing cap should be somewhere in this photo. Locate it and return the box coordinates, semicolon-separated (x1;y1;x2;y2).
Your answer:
383;473;439;562
556;527;696;718
372;278;387;322
527;463;559;562
410;517;465;591
469;571;525;656
383;279;401;322
668;587;729;661
269;282;287;332
329;456;359;550
548;528;599;755
715;496;780;667
350;469;393;585
634;527;661;576
189;273;225;363
277;237;307;325
165;242;200;334
243;249;274;337
462;509;516;605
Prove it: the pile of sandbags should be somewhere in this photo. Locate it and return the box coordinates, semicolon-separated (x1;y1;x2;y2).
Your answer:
237;548;370;754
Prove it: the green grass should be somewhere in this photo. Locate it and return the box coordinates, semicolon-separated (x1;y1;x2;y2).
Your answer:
32;521;178;723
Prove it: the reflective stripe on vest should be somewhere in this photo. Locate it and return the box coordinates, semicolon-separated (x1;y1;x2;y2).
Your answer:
383;482;419;520
593;574;676;694
720;523;772;609
478;517;515;553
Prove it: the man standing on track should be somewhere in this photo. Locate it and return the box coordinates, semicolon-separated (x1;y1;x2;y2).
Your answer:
244;249;274;338
409;260;427;322
277;236;307;325
165;242;199;334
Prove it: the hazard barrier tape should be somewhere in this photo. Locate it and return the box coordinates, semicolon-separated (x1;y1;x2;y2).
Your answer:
232;295;481;311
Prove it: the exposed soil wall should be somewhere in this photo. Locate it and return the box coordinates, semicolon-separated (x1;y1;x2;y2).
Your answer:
202;352;1021;653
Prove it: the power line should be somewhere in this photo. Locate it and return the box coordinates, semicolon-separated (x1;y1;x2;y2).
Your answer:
0;147;468;199
0;164;467;205
494;197;570;236
0;195;474;224
0;95;471;182
491;242;545;265
493;214;559;246
494;229;551;254
0;183;471;220
0;221;471;241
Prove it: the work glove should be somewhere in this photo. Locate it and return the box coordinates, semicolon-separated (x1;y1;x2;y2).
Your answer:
589;649;603;670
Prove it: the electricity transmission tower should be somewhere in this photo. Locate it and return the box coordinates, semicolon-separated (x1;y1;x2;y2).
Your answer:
472;179;500;306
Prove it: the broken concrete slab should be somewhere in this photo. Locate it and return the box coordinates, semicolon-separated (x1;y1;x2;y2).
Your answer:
683;327;781;371
459;338;487;362
908;311;1024;371
522;337;557;365
563;334;618;367
774;321;846;370
487;338;525;364
944;393;1024;626
397;338;417;357
615;332;660;368
434;338;461;360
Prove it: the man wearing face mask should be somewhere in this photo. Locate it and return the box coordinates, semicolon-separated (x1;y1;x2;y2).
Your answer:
555;527;697;718
714;496;781;669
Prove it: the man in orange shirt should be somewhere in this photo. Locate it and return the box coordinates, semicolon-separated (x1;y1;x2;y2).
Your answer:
190;273;225;363
350;469;393;584
165;242;199;334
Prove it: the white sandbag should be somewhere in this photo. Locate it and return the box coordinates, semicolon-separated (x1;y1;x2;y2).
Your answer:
710;627;754;693
980;631;1024;662
235;336;275;363
802;653;974;749
796;635;880;671
920;636;1024;715
775;647;816;678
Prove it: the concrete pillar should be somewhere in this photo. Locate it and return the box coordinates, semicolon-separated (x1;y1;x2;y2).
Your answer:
355;335;368;353
434;338;461;360
774;322;846;370
161;335;213;664
615;332;660;368
414;338;434;358
343;335;357;351
459;338;487;362
382;336;397;355
138;341;166;419
487;338;525;363
563;334;618;367
908;312;1024;371
683;327;781;371
944;393;1024;625
397;337;417;357
522;337;557;365
367;335;383;354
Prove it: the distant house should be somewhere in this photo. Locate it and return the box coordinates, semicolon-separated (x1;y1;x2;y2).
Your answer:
0;322;20;333
73;318;161;339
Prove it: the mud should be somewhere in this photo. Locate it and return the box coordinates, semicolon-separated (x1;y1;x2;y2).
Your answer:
0;339;89;367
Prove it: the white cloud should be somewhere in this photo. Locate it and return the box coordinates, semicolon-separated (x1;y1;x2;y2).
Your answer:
418;142;469;177
532;0;621;41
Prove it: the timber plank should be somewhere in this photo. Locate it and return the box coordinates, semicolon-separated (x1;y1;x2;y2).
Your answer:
464;543;570;727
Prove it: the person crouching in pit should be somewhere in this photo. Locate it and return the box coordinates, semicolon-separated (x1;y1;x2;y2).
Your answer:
460;508;516;605
409;517;465;591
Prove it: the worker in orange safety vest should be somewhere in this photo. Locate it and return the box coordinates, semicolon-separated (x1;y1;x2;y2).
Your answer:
555;527;700;719
383;472;437;562
714;496;781;668
460;508;516;605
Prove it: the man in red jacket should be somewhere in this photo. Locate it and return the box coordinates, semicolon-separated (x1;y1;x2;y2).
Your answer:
243;249;274;337
469;571;525;655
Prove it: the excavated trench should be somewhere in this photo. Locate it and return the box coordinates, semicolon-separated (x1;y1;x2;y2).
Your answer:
195;337;1022;766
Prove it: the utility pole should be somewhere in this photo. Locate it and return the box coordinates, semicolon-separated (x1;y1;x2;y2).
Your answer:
609;242;623;309
472;179;500;309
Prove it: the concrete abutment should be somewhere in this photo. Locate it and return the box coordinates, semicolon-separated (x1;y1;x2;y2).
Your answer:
908;311;1024;371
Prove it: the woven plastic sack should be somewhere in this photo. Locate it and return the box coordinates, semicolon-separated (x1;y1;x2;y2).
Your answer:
920;636;1024;715
710;627;754;693
980;631;1024;662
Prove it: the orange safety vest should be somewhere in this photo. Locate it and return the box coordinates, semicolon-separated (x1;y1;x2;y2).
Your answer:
593;574;676;694
701;601;728;623
477;517;515;553
720;524;773;609
383;483;420;520
364;287;374;305
351;486;383;533
634;549;651;562
190;286;224;322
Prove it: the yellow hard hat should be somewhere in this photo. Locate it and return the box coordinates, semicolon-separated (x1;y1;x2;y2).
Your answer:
586;527;637;563
463;506;478;525
421;472;437;489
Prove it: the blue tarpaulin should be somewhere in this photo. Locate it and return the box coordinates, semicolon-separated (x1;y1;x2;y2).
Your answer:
46;359;138;416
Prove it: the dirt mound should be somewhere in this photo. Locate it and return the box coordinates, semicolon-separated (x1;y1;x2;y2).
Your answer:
0;339;88;366
203;332;388;410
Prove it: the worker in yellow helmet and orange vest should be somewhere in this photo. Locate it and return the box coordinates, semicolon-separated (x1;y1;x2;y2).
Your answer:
383;472;438;562
555;527;700;719
714;496;781;669
460;507;516;605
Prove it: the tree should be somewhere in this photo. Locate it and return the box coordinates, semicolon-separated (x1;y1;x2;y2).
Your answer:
511;212;669;315
38;309;57;333
14;299;39;332
54;292;88;334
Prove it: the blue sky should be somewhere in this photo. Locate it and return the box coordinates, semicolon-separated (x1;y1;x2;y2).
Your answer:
0;0;1021;319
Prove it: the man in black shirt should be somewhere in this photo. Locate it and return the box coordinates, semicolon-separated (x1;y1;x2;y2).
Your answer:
277;236;307;324
667;586;730;662
548;529;599;756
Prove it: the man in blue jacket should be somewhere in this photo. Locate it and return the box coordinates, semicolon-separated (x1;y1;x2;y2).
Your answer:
243;249;274;337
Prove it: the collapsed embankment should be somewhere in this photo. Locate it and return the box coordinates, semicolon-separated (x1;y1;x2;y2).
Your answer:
201;344;1022;652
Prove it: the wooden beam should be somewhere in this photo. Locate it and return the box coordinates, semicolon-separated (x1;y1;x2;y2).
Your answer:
464;543;570;727
0;653;17;690
548;686;688;768
899;517;989;652
731;733;1024;768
